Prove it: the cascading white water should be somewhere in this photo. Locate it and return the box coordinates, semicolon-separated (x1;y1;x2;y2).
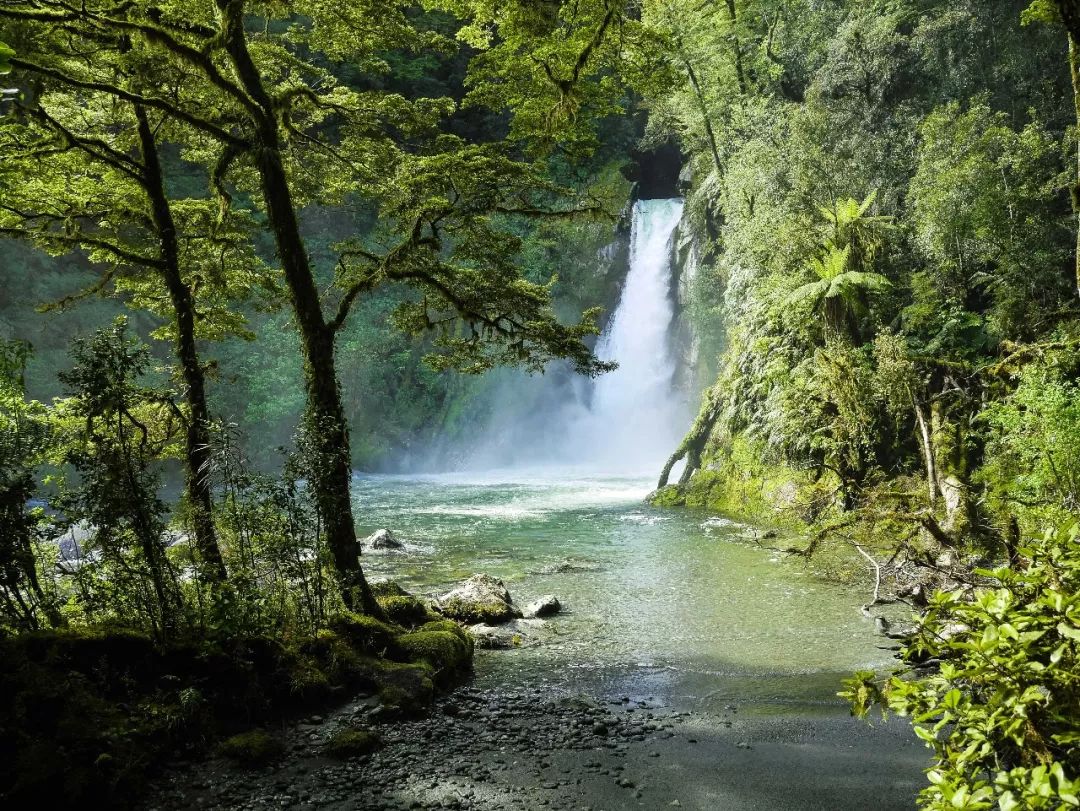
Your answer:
562;198;687;472
459;197;689;475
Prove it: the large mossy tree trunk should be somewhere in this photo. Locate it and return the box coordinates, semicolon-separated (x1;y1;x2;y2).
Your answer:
1069;36;1080;298
216;0;379;615
134;106;227;582
1054;1;1080;296
658;386;722;488
930;399;976;539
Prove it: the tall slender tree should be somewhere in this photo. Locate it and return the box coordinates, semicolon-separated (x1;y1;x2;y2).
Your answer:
0;86;266;580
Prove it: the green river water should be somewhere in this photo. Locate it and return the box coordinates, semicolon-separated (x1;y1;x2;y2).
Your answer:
352;471;901;714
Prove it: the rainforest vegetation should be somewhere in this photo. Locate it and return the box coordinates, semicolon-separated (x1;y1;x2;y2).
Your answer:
2;0;1080;809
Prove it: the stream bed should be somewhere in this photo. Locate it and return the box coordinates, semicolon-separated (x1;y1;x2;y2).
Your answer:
351;472;927;808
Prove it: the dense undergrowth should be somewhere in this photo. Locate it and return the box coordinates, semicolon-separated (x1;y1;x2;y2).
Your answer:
642;2;1080;806
0;585;472;808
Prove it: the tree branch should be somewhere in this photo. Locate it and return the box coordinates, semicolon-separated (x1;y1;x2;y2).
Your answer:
9;57;249;148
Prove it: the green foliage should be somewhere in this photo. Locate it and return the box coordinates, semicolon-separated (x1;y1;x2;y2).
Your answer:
652;0;1077;548
206;422;336;635
55;320;184;640
431;0;669;154
909;100;1069;341
843;522;1080;810
981;354;1080;530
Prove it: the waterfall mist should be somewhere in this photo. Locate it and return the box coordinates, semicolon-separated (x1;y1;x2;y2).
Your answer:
461;198;691;476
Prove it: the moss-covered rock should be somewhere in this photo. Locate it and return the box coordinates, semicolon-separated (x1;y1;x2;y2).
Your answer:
369;580;409;599
0;601;474;807
372;661;435;715
327;611;403;655
418;619;467;636
324;728;382;759
397;629;473;686
647;485;686;507
657;437;824;532
435;574;522;624
377;595;431;627
218;729;284;766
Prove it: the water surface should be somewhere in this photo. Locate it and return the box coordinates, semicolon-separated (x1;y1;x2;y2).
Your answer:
353;471;895;712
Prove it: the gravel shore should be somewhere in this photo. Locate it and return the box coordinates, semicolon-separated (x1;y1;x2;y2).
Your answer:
149;670;925;810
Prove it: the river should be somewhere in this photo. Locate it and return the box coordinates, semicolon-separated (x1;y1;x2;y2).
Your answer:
348;471;927;809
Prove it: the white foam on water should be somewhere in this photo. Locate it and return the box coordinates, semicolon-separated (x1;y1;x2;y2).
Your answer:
701;516;744;530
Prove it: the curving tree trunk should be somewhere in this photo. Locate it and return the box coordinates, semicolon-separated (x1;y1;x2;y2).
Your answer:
1069;36;1080;298
216;0;380;615
135;106;227;581
658;386;723;489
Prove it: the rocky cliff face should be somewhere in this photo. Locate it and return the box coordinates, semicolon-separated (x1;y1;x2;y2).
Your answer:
669;219;702;395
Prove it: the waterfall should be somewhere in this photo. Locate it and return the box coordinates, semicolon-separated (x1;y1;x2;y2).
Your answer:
569;198;687;472
459;198;689;475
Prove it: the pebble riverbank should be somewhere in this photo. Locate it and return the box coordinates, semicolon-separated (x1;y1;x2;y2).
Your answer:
148;671;925;811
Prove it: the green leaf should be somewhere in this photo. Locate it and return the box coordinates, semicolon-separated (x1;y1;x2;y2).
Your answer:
1057;622;1080;642
1021;0;1061;26
0;40;13;75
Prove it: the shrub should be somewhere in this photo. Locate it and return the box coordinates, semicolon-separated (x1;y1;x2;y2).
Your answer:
843;521;1080;810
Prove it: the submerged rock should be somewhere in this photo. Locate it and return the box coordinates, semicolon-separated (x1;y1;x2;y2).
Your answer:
468;623;521;649
436;574;522;624
363;528;404;550
535;558;602;575
468;619;544;649
524;595;561;618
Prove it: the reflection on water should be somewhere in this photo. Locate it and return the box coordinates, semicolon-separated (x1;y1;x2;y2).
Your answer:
352;472;892;708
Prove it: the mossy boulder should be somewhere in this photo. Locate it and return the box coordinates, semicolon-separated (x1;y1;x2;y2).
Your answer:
435;574;522;624
648;485;686;507
377;595;432;627
327;612;402;656
324;728;382;759
218;729;284;766
372;661;435;716
397;628;473;686
369;580;410;599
